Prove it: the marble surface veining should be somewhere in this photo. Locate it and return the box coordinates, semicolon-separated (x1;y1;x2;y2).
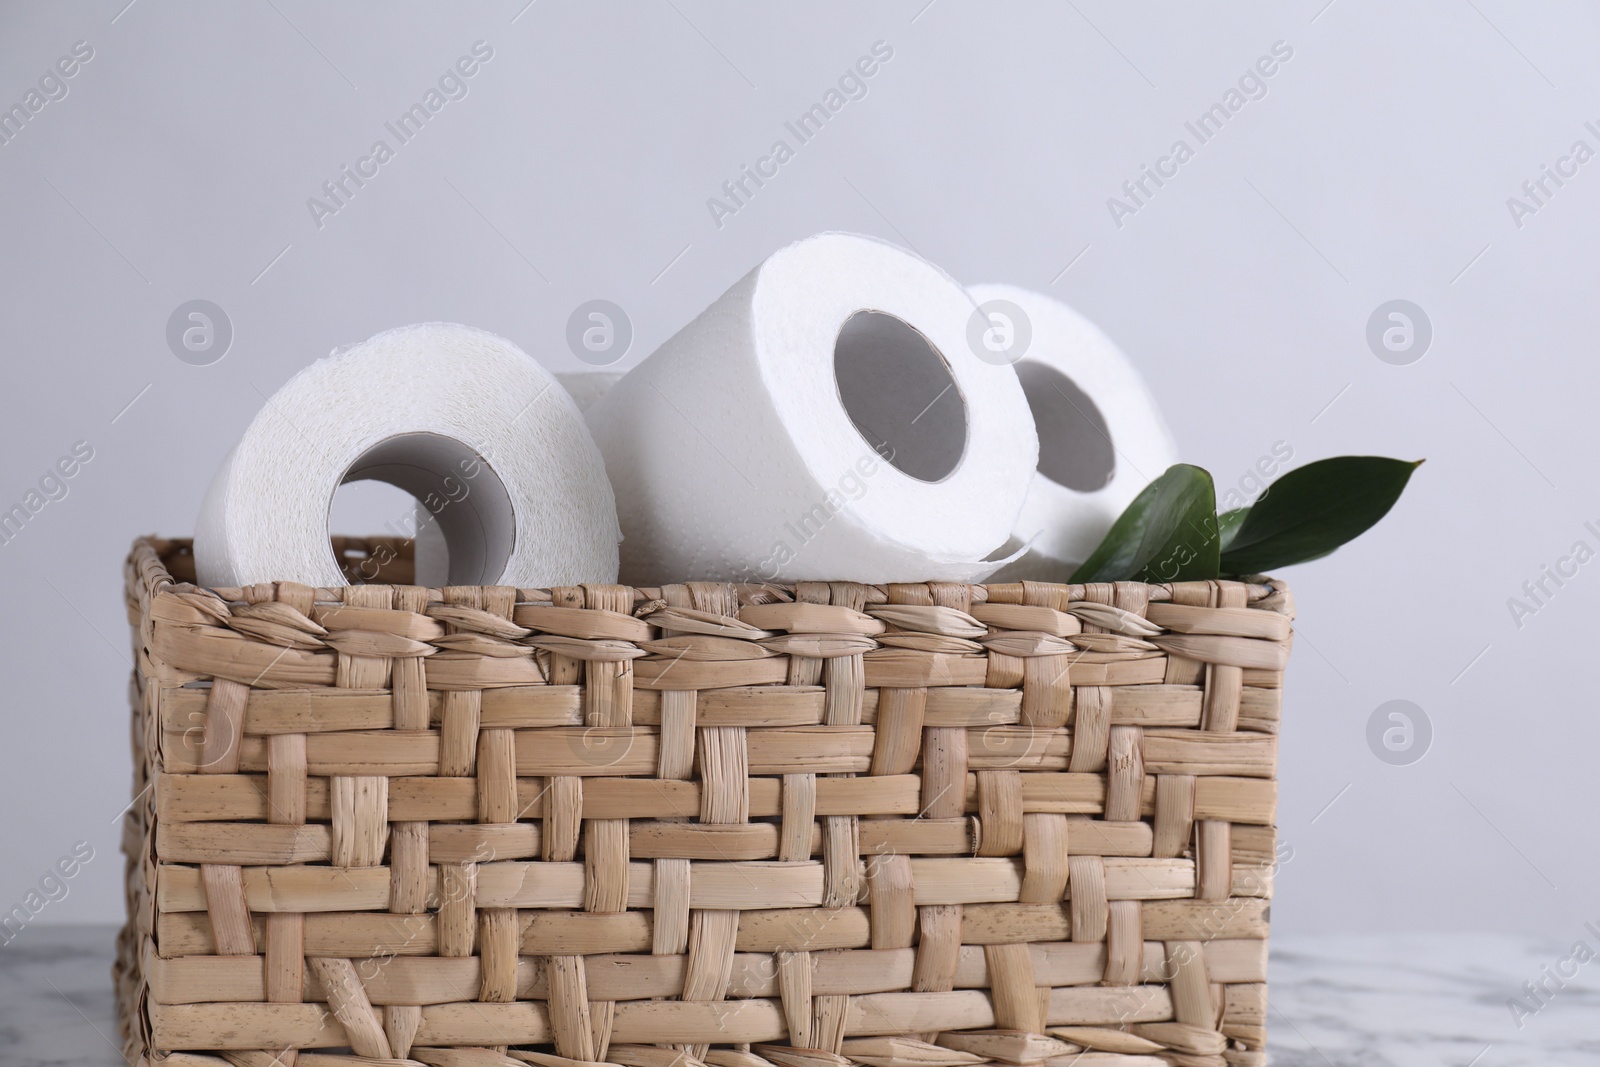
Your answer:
2;927;1596;1066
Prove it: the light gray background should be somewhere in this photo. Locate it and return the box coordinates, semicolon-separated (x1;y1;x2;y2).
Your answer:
1;0;1593;955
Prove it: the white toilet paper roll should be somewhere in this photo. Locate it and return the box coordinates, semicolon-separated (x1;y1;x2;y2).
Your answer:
411;501;450;587
410;369;616;584
969;284;1178;582
585;232;1038;585
557;371;623;413
196;322;620;589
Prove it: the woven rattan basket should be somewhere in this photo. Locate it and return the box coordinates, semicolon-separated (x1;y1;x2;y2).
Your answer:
117;535;1291;1067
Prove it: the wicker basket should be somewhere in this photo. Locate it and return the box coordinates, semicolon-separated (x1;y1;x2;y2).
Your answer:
117;535;1291;1067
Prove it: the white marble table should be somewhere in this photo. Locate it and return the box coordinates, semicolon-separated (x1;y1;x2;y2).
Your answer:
2;928;1594;1065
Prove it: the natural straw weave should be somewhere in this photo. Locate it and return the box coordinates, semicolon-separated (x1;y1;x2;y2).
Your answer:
118;536;1292;1067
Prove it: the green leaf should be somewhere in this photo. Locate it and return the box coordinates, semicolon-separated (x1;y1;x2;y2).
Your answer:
1218;456;1422;575
1217;507;1249;551
1070;464;1220;583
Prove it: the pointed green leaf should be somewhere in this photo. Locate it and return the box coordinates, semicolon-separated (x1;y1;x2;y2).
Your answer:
1070;464;1220;584
1218;456;1421;575
1217;507;1249;551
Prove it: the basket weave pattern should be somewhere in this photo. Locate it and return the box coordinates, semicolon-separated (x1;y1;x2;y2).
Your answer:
118;537;1291;1067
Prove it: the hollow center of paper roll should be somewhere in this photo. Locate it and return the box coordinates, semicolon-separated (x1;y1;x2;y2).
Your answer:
1016;361;1116;491
833;310;968;482
332;433;516;586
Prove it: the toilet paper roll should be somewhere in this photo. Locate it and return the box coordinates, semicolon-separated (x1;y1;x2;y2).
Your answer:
411;369;614;583
196;322;620;589
585;232;1039;585
411;501;450;587
968;284;1178;582
412;363;613;584
557;371;624;413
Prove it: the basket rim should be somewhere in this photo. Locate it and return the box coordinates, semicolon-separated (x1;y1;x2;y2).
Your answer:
129;534;1291;611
